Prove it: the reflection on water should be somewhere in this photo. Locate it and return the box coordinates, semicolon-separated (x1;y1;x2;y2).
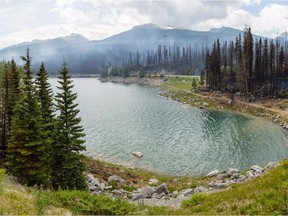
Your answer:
50;78;288;176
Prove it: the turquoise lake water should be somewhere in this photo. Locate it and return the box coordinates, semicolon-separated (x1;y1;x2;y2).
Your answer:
50;78;288;176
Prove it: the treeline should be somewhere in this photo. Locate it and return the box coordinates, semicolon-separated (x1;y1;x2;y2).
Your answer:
0;49;87;190
204;26;288;97
102;43;206;77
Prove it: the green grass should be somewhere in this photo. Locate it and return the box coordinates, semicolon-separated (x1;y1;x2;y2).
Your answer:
2;161;288;215
36;190;136;215
0;173;135;215
142;160;288;215
164;76;198;91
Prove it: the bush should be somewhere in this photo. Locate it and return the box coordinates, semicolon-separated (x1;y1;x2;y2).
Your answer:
139;69;145;78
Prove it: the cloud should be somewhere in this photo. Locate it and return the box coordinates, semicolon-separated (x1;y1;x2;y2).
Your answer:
242;0;261;6
0;0;288;49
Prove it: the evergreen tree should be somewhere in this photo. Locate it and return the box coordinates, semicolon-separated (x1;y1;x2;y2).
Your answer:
53;63;87;190
7;49;52;186
279;46;285;77
35;62;55;163
0;60;20;154
0;63;10;151
35;62;54;126
243;26;254;93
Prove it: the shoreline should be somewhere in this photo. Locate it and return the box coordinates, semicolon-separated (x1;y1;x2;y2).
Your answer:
102;75;288;130
100;76;165;87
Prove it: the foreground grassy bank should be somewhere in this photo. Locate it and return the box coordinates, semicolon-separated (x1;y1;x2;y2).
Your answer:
1;160;288;215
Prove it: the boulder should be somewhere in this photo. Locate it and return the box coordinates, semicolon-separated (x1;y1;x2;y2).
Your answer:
251;165;263;173
88;184;98;192
207;170;219;177
139;186;154;198
226;168;239;176
132;193;144;201
132;151;143;158
172;190;179;196
246;170;254;179
154;183;169;195
148;178;159;185
108;175;121;183
230;173;240;180
264;162;280;172
194;186;208;193
216;173;230;180
152;192;166;199
180;188;194;197
209;182;229;189
108;175;126;185
87;174;101;187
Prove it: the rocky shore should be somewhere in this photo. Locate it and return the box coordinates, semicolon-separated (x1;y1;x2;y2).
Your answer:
86;161;279;208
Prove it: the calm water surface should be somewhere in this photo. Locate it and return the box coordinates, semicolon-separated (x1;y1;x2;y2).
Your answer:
51;78;288;176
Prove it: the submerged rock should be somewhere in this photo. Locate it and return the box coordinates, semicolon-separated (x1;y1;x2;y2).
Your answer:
207;169;219;177
132;151;143;158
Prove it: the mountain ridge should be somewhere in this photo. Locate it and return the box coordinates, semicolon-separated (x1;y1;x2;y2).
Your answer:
0;23;276;73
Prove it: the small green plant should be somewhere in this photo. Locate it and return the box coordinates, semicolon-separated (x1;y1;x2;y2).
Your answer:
191;77;198;91
190;182;197;189
123;185;137;192
108;180;120;190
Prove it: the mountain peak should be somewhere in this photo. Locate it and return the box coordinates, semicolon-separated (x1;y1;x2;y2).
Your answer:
61;33;89;44
210;26;240;33
132;23;160;30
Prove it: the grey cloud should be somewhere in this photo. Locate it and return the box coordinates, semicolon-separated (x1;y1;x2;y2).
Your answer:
127;0;237;28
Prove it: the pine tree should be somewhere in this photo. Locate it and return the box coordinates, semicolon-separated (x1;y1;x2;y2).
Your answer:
0;60;20;154
0;62;10;151
53;63;87;190
35;62;55;129
7;49;52;186
243;26;254;93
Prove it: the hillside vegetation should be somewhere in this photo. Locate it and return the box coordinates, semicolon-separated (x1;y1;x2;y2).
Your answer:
1;159;288;215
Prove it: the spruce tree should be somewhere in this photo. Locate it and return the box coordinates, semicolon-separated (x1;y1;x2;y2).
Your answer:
0;60;20;153
35;62;55;132
0;62;10;151
7;49;52;186
53;63;87;190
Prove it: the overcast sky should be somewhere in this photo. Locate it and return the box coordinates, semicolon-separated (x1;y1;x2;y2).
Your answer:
0;0;288;49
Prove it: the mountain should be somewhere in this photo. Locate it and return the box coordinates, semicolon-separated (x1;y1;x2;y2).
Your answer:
0;24;263;74
99;24;244;48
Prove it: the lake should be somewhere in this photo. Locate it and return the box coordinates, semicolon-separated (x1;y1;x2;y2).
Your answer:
50;78;288;176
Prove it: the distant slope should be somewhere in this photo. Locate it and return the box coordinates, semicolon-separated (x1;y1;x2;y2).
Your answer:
0;24;265;74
